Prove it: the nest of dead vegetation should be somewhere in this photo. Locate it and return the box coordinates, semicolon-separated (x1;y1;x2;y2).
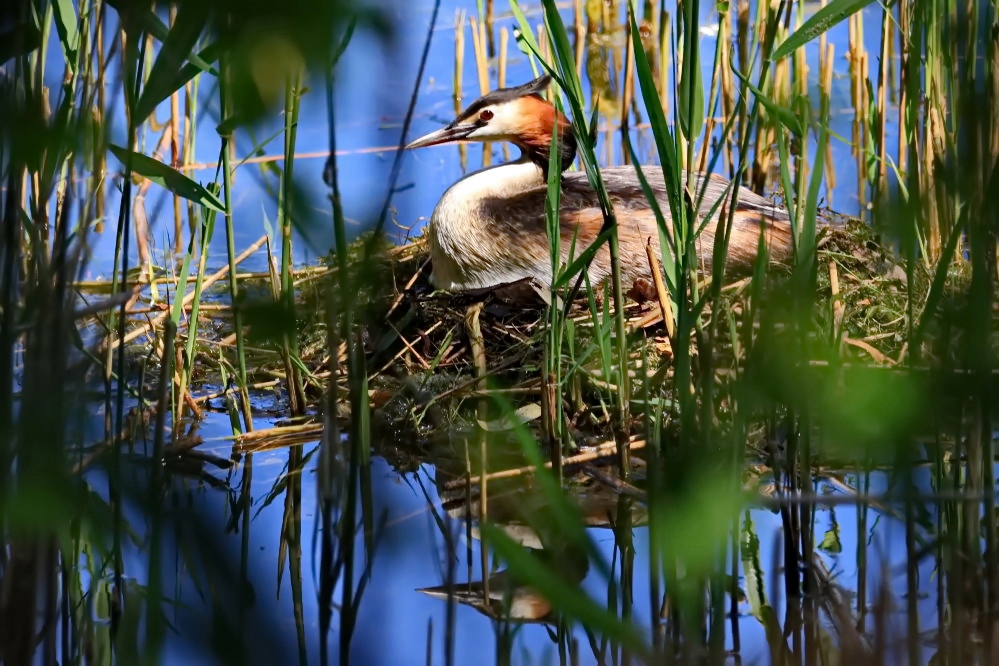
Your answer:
162;211;991;456
285;212;982;450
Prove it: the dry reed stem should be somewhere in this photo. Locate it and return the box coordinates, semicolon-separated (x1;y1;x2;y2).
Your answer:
580;464;646;501
237;422;323;442
383;257;431;321
829;259;844;351
133;124;175;291
876;9;891;192
463;301;490;603
454;9;466;107
485;0;495;55
70;407;154;475
843;337;894;365
372;321;442;378
646;239;676;340
470;16;490;168
193;379;282;404
455;10;468;170
110;235;268;350
498;28;508;87
443;436;647;489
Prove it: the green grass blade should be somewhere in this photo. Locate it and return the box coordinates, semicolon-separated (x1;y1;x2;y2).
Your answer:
678;17;704;140
627;5;682;232
134;2;209;124
799;109;827;275
108;144;226;211
729;61;805;137
622;133;677;291
52;0;79;70
772;0;876;61
911;217;965;350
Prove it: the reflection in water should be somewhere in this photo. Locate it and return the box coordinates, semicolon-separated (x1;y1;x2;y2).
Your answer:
419;547;590;623
156;414;954;664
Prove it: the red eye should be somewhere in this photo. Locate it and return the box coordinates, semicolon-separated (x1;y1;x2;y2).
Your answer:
479;109;494;121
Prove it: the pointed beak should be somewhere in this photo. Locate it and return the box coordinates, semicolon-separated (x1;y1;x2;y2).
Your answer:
405;121;478;150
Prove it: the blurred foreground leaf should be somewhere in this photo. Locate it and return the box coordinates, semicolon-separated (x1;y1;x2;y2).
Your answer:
0;23;40;63
240;295;298;344
52;0;80;70
134;1;211;123
109;144;227;211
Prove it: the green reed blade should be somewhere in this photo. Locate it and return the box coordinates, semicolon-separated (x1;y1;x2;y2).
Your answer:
772;0;876;61
627;5;681;218
729;63;805;139
677;0;704;142
133;1;208;123
108;145;226;211
51;0;79;70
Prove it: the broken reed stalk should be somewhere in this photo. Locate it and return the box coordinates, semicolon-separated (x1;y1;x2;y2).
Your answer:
499;27;510;162
279;71;307;414
444;437;648;489
111;235;268;350
463;301;490;606
573;0;584;75
455;10;468;169
470;15;490;168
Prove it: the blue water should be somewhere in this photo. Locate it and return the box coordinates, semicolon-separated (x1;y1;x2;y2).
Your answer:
137;413;939;665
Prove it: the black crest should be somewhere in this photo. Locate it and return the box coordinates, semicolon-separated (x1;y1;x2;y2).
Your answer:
458;74;553;120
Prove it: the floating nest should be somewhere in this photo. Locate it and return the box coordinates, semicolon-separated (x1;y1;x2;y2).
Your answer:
285;212;977;455
123;211;984;461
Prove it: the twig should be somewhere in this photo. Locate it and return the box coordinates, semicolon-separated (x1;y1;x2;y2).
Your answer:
646;238;676;340
109;235;268;350
443;436;647;489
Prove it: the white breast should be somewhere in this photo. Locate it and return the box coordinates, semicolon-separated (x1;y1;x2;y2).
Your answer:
428;160;548;291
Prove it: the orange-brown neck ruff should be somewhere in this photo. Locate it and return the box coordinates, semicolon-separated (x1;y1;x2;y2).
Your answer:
514;96;577;176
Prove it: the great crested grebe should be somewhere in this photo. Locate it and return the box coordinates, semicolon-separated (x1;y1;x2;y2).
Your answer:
406;75;794;293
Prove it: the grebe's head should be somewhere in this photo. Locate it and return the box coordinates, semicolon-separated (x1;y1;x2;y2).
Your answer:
406;75;577;174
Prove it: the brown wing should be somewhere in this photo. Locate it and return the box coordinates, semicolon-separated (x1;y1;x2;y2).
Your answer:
478;166;793;283
563;167;793;273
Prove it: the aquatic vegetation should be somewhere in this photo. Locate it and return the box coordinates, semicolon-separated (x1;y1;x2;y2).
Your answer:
1;0;997;664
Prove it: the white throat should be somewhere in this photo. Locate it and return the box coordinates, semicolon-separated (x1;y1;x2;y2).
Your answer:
427;158;548;290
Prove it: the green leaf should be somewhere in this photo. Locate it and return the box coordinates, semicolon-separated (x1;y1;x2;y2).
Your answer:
106;0;170;40
541;0;583;103
678;46;703;141
509;1;542;57
729;63;805;137
134;2;210;124
911;211;966;350
52;0;79;70
627;5;685;266
109;144;227;212
772;0;876;61
819;525;842;553
106;0;215;72
552;227;612;289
